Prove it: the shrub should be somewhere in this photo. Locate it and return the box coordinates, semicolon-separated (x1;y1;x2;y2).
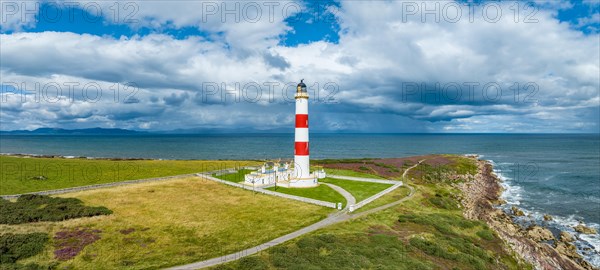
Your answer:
0;195;112;225
429;194;458;210
476;230;495;241
409;237;454;260
0;233;49;264
0;262;55;270
236;257;267;270
409;235;489;270
264;233;431;270
53;227;102;261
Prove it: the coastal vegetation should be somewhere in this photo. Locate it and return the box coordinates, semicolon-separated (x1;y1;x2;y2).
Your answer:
0;177;332;269
214;155;531;270
0;232;50;269
320;167;385;179
0;155;257;195
0;195;112;225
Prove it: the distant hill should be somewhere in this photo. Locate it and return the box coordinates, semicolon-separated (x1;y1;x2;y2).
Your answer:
0;128;149;135
0;127;340;135
157;127;293;134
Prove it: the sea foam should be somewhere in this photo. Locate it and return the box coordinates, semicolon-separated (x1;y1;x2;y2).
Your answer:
489;158;600;267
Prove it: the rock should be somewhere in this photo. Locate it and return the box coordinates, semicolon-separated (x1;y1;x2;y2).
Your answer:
554;242;582;259
527;225;555;242
511;206;525;216
494;199;507;205
580;260;595;270
543;214;553;221
560;231;575;242
574;224;597;235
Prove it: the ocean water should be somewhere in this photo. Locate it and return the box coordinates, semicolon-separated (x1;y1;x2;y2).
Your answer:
1;133;599;263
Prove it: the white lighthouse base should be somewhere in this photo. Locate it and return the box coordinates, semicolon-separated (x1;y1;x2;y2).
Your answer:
244;163;326;188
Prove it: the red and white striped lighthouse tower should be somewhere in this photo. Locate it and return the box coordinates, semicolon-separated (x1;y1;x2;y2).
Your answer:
291;79;318;187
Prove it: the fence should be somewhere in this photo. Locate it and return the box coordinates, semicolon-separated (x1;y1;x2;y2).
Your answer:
348;182;403;212
198;173;337;209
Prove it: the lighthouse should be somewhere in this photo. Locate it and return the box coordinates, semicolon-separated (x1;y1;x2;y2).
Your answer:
294;80;310;179
243;79;324;188
290;79;319;187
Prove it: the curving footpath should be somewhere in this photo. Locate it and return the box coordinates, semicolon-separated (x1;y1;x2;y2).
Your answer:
168;160;426;270
322;183;356;208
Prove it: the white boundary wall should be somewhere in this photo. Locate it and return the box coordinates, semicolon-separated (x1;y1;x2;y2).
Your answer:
348;182;403;212
198;173;337;209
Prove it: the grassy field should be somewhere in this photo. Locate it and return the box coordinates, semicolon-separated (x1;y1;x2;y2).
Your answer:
321;168;385;179
265;184;347;207
214;155;531;270
1;177;332;269
213;169;253;183
0;155;257;195
319;177;393;202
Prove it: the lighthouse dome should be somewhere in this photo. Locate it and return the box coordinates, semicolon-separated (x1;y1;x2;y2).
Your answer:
297;79;307;93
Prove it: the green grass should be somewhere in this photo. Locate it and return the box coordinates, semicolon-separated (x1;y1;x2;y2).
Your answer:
212;169;253;183
319;177;392;202
353;186;411;213
410;155;478;184
0;156;257;195
2;177;332;269
444;155;479;175
321;168;384;179
266;184;347;207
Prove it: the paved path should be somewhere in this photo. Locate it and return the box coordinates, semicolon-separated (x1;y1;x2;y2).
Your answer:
402;159;425;179
169;160;425;270
322;183;356;209
199;174;337;209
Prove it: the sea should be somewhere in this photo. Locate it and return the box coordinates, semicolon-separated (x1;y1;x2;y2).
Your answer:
1;133;599;265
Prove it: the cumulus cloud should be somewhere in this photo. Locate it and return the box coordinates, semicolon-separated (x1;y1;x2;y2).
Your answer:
0;0;598;132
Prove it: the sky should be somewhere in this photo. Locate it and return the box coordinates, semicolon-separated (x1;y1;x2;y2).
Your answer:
0;0;599;133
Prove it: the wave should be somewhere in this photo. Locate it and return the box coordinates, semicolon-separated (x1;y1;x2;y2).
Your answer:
488;158;600;267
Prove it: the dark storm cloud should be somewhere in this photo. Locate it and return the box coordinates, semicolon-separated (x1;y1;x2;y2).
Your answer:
163;92;189;106
263;52;291;71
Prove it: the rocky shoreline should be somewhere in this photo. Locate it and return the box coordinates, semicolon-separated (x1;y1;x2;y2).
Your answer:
458;158;598;270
